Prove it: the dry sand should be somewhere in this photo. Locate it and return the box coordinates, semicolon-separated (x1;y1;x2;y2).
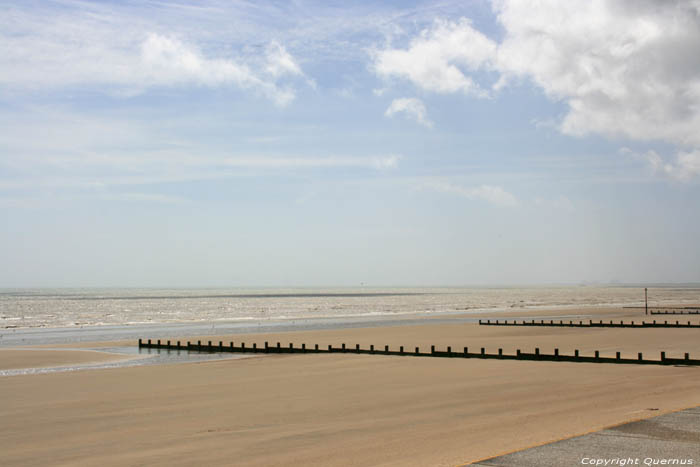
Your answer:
2;307;700;466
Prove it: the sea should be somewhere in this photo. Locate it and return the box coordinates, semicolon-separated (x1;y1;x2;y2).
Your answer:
2;285;699;330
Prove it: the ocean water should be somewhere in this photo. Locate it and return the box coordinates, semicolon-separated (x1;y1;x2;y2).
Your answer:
2;286;699;330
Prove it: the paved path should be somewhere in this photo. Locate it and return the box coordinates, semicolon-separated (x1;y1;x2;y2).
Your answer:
471;406;700;466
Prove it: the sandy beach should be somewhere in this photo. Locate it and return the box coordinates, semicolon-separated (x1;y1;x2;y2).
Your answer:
2;307;700;466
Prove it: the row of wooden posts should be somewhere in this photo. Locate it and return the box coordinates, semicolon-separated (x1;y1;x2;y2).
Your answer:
650;310;700;315
478;319;700;328
138;339;700;366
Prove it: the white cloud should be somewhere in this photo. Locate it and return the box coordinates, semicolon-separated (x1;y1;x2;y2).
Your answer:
425;180;518;206
372;18;496;97
265;41;303;78
373;1;700;178
0;9;304;105
493;0;700;147
384;97;433;127
638;149;700;181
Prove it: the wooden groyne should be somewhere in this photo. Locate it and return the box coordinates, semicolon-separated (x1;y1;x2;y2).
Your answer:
623;306;700;315
650;310;700;315
138;339;700;367
478;319;700;328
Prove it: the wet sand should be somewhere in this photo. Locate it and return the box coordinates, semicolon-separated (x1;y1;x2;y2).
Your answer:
0;348;132;371
2;307;700;466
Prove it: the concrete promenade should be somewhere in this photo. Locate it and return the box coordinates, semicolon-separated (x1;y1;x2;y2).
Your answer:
471;406;700;466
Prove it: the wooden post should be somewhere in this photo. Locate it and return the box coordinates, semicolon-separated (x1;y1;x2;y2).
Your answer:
384;345;389;353
481;347;485;356
645;287;648;315
416;347;420;355
464;347;468;355
138;338;142;347
328;344;332;351
431;345;435;354
616;352;620;360
370;345;374;353
638;352;643;361
661;351;666;361
575;349;579;357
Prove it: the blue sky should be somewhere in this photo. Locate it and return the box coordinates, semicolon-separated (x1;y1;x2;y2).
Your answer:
1;0;699;287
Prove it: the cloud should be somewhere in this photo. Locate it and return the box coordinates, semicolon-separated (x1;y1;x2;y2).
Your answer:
0;8;304;105
372;18;496;97
372;1;700;178
265;41;303;78
384;97;433;127
636;148;700;181
425;180;518;206
493;0;700;147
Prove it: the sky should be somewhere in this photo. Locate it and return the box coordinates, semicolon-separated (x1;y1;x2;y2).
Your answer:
1;0;699;288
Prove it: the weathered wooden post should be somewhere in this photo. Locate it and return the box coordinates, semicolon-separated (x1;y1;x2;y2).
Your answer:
384;345;389;353
431;345;435;354
370;345;374;354
575;349;579;358
415;347;420;355
645;287;648;315
464;347;468;355
447;346;451;357
638;352;643;361
138;338;142;347
328;344;332;352
481;347;485;356
595;350;599;360
661;351;666;362
400;346;404;354
535;348;539;356
616;352;620;360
